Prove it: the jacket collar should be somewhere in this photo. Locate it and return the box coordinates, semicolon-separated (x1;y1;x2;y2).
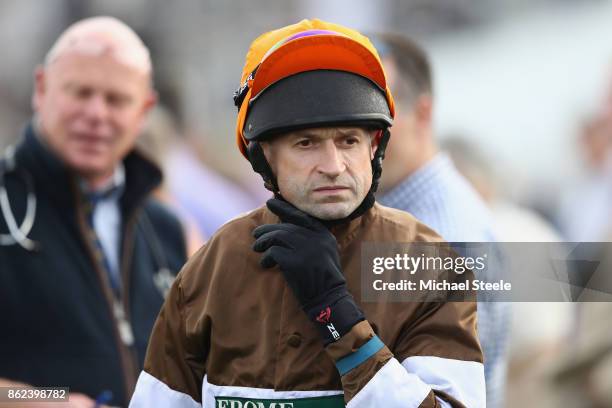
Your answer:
262;197;377;251
14;121;162;217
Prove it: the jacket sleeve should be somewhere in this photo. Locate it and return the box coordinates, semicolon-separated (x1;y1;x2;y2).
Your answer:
130;259;209;408
325;300;485;408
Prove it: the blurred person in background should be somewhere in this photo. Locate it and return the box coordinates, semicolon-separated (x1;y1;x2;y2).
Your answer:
138;104;266;245
548;82;612;408
138;103;269;242
442;137;561;242
442;136;576;408
162;126;266;239
551;292;612;408
137;105;206;255
373;33;510;408
0;16;187;407
558;106;612;242
138;104;268;252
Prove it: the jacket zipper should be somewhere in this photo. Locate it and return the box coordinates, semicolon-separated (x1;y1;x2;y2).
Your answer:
119;211;140;382
75;194;138;406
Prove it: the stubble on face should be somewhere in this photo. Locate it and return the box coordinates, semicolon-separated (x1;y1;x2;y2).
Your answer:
278;173;365;220
263;127;376;220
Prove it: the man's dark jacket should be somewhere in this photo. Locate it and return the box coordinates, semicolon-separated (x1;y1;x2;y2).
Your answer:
0;124;187;406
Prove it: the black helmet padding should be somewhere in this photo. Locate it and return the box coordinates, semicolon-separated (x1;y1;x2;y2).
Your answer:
244;70;393;141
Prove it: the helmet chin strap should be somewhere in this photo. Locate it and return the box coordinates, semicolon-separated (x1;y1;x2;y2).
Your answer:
247;141;279;193
247;128;391;227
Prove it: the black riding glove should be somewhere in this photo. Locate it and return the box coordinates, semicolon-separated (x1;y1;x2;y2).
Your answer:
252;198;365;345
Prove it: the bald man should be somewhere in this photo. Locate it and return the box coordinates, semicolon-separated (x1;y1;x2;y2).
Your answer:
0;17;187;407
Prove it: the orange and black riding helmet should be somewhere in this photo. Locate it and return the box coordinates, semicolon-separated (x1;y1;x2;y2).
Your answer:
234;19;395;194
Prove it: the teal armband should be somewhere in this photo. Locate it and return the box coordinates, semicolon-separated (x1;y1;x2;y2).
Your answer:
335;335;385;376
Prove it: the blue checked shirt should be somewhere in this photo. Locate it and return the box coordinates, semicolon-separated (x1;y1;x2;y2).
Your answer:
379;153;510;408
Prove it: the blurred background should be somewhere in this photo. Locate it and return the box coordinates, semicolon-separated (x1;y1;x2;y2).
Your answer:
1;0;611;406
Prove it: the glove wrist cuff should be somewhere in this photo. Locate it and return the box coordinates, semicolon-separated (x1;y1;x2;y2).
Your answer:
306;291;365;345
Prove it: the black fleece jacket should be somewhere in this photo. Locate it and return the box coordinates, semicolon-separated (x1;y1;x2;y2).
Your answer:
0;124;187;406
